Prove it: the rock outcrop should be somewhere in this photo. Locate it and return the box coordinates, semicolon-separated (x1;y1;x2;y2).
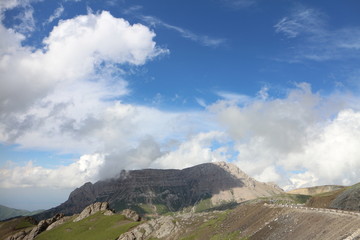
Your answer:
121;209;141;221
34;162;283;220
46;216;71;231
6;214;64;240
5;228;32;240
73;202;113;222
24;213;64;240
118;215;180;240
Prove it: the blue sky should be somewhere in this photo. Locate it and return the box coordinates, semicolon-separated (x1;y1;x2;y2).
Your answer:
1;0;360;210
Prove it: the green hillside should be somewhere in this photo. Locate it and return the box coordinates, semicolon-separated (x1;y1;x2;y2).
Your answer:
0;205;43;221
36;211;140;240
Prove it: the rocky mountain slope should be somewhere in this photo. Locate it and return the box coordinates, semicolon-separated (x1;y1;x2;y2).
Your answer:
34;162;283;220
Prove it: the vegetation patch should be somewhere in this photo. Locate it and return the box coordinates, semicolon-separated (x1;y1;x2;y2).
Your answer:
194;198;213;212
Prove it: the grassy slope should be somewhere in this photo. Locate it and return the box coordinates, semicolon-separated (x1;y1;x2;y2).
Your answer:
36;212;140;240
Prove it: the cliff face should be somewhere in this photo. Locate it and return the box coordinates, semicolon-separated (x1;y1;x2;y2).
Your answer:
34;162;283;220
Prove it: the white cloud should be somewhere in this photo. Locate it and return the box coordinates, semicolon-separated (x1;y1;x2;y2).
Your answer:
0;10;167;115
130;13;226;47
285;109;360;188
274;5;360;61
13;4;35;33
45;4;64;24
210;83;360;188
216;91;252;105
274;7;325;38
151;131;229;169
0;154;105;188
0;0;21;14
220;0;256;9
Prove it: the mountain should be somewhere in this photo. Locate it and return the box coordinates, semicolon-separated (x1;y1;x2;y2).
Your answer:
0;205;43;221
34;161;283;220
287;185;345;195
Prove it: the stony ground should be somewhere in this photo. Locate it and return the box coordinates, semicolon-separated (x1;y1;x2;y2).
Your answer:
132;202;360;240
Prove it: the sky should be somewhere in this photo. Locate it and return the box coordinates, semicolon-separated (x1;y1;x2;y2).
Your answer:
1;0;360;211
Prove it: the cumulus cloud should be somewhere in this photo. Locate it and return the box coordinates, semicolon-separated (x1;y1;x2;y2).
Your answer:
285;109;360;187
0;10;168;151
210;83;360;189
0;11;166;116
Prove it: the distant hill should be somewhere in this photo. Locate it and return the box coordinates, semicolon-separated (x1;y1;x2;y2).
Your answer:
306;182;360;211
0;205;43;221
287;185;345;196
34;161;283;220
330;183;360;211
